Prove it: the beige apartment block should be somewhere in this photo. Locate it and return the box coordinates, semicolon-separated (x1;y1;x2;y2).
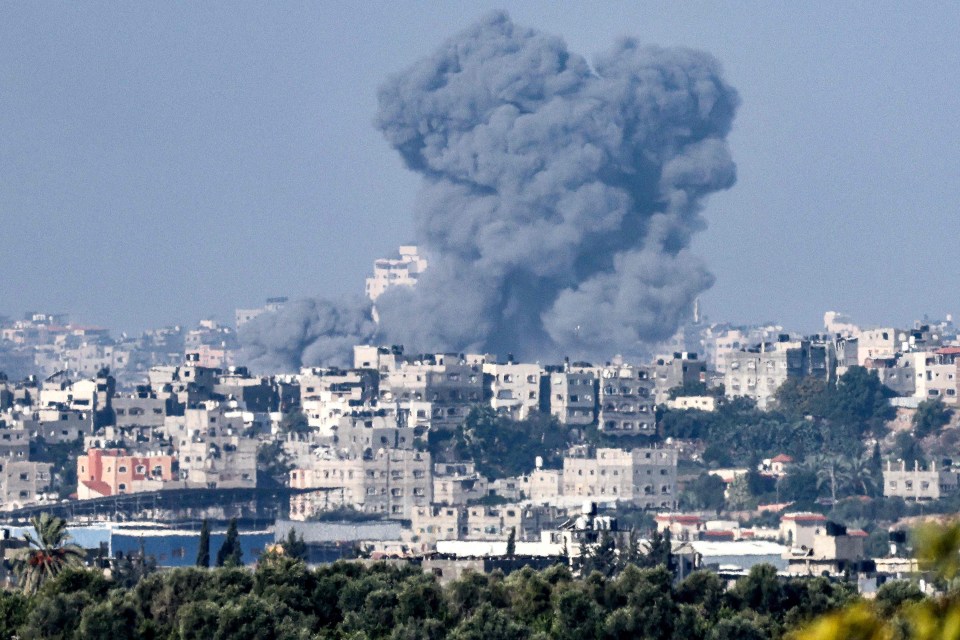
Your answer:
562;446;678;509
290;448;432;519
483;362;543;420
598;365;655;436
547;370;596;425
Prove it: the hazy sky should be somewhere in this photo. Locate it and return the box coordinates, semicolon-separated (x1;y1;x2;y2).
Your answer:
2;2;958;334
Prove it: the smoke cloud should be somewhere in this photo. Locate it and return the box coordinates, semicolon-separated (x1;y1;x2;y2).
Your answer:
239;298;375;372
240;12;738;370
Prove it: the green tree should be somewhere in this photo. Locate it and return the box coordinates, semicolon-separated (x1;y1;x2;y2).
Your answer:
216;518;243;568
683;473;726;513
913;398;952;439
640;529;673;571
196;519;210;568
827;366;895;436
506;527;516;557
12;513;85;594
280;527;307;561
812;455;852;503
894;431;926;469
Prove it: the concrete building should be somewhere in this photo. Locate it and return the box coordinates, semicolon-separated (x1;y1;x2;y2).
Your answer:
666;396;717;412
378;357;483;430
867;356;916;397
483;362;543;420
562;446;678;509
598;364;655;436
546;369;597;426
410;503;551;544
883;460;960;500
725;338;831;409
290;448;432;520
906;350;959;405
365;245;428;302
76;448;176;499
235;297;287;329
653;352;705;404
857;328;902;366
433;462;489;506
781;517;867;575
0;460;52;509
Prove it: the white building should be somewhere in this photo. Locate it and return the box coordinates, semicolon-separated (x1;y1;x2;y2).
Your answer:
365;245;428;302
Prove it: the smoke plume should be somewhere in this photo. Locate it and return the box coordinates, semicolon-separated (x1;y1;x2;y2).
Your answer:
241;12;738;370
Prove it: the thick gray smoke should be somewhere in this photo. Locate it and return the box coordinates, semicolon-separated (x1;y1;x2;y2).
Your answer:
240;12;738;370
239;298;375;372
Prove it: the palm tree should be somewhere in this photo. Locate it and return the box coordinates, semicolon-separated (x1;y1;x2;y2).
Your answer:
12;513;85;594
812;455;853;503
849;450;879;497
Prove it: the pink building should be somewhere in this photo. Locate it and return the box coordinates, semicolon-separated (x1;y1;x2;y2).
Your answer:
77;448;175;499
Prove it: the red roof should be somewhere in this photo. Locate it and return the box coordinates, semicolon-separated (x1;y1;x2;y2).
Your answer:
848;529;868;538
771;454;794;463
80;479;112;498
935;347;960;356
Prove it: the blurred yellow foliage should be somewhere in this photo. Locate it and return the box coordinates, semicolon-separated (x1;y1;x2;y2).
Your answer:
791;521;960;640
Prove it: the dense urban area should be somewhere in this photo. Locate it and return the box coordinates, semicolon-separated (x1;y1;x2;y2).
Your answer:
2;245;960;639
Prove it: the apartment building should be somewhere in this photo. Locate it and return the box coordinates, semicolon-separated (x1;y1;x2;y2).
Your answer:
546;369;597;426
365;245;428;302
598;364;655;436
653;352;705;403
562;446;678;509
289;448;432;519
0;460;52;508
76;448;176;499
483;362;543;420
725;338;831;409
433;462;489;505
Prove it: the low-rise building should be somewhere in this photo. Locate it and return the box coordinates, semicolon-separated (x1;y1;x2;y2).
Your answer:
666;396;717;412
883;460;960;500
433;462;488;506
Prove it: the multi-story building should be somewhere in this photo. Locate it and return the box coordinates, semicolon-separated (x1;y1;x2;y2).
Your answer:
289;448;432;519
0;460;52;508
365;245;428;302
724;338;832;409
546;369;597;426
410;503;551;544
562;446;678;509
653;352;705;403
177;437;257;489
906;350;959;404
598;364;655;436
379;356;483;430
76;448;176;499
483;362;543;420
857;328;902;366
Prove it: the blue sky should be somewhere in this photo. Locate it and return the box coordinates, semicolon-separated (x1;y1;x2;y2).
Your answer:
2;2;958;333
